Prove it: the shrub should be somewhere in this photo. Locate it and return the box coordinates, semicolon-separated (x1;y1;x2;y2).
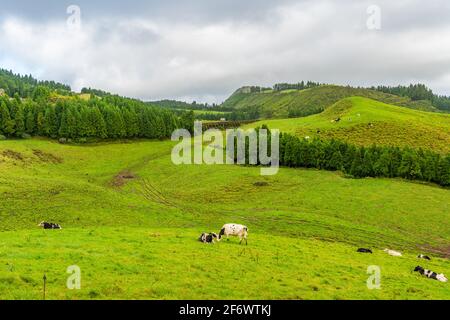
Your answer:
21;133;31;139
0;134;6;141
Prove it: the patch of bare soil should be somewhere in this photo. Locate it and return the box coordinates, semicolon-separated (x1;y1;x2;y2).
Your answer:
253;181;269;187
112;170;136;187
32;149;63;164
420;244;450;258
1;150;24;161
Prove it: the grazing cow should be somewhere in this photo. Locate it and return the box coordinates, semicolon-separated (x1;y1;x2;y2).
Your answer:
384;249;402;257
218;224;248;245
198;232;218;244
38;221;62;230
414;266;448;282
417;254;431;261
357;248;373;254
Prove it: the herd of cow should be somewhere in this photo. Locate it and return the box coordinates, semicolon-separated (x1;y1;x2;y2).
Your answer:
358;247;448;283
38;221;447;284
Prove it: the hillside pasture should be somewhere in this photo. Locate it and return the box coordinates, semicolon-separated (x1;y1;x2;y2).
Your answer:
0;138;449;299
244;97;450;153
222;85;438;118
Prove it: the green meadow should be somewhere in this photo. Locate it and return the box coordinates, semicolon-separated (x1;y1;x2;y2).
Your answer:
0;137;449;299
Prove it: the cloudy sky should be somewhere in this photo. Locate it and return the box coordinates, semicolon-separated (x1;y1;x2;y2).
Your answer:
0;0;449;103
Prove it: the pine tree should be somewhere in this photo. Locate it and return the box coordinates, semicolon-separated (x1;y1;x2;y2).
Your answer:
349;149;364;177
66;108;78;138
14;105;25;136
437;155;450;187
89;106;107;138
329;150;343;171
122;108;139;138
0;101;14;136
43;106;58;138
373;148;390;177
58;109;69;138
78;106;91;137
36;109;45;136
25;109;36;134
362;149;375;177
399;149;422;180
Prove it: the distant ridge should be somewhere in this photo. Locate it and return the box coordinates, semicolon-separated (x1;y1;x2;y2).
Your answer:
222;84;442;119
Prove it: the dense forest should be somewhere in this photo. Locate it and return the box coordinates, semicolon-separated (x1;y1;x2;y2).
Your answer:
241;126;450;187
0;69;71;98
0;70;193;141
151;99;218;111
0;89;192;141
0;79;194;142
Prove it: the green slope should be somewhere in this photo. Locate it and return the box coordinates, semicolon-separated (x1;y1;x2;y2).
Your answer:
244;96;450;153
223;85;438;118
0;139;449;299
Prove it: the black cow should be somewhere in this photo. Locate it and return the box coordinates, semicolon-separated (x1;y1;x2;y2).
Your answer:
38;221;62;229
417;254;431;260
414;266;448;282
357;248;372;254
199;232;218;244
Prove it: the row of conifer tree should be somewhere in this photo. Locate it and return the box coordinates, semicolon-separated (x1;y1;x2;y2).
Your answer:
244;127;450;187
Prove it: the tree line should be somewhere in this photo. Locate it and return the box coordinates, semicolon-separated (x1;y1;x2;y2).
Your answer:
243;127;450;187
372;84;450;112
273;81;322;92
0;68;71;98
0;88;193;141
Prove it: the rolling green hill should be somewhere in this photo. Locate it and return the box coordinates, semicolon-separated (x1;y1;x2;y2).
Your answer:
223;85;439;119
1;70;449;300
244;96;450;153
0;138;449;299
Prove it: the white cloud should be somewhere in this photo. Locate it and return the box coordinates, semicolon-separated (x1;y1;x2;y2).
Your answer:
0;0;449;103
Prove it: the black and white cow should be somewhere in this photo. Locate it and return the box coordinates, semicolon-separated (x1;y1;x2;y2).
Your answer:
357;248;373;254
414;266;448;282
417;254;431;260
218;224;248;245
199;232;218;244
38;221;62;229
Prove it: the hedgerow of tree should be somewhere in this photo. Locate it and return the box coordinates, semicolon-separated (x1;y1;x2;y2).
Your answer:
240;126;450;187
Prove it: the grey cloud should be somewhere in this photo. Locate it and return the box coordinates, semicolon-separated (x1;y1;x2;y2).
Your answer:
0;0;449;103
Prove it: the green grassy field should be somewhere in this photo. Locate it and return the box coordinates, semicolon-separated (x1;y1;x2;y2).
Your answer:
0;138;449;299
244;97;450;153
